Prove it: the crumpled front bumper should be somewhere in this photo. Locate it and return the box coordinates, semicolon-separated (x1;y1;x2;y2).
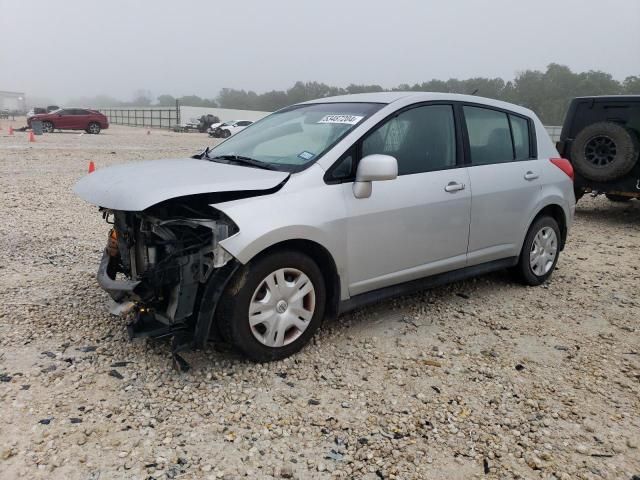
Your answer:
96;249;141;303
95;244;240;362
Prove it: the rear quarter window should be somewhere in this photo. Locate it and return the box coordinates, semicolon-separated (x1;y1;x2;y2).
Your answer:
509;115;531;160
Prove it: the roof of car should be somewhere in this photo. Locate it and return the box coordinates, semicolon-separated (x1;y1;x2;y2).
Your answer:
297;91;536;116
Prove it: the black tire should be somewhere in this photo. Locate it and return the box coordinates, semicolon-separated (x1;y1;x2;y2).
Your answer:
574;187;585;202
570;122;639;182
42;121;54;133
605;193;632;202
87;122;101;134
513;216;561;286
222;129;231;138
216;250;326;362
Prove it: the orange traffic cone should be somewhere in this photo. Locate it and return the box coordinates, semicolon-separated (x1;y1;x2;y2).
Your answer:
8;126;13;136
88;161;96;173
28;131;35;142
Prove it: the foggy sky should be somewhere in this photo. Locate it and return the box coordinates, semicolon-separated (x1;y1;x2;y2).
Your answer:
1;0;639;104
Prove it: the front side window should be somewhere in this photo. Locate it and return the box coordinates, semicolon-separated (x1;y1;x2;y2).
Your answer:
209;102;383;172
361;104;457;175
464;106;514;165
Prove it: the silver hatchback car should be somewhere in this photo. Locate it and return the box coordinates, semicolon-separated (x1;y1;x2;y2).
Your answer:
75;92;575;362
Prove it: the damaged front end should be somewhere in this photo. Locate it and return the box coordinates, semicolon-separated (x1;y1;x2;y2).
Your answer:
98;200;239;356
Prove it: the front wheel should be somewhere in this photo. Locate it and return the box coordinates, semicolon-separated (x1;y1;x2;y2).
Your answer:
514;216;561;286
42;121;54;133
216;250;326;362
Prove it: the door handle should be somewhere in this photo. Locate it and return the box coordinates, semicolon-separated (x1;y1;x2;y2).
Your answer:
444;181;465;193
524;171;539;181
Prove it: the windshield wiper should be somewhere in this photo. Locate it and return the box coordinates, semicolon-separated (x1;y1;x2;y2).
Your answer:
208;154;278;171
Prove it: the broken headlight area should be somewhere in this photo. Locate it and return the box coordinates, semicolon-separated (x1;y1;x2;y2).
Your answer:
97;201;238;331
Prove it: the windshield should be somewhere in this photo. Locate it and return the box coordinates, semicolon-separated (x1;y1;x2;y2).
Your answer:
208;102;383;171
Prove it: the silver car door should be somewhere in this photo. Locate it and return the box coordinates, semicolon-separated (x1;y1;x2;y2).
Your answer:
341;104;471;296
463;106;543;265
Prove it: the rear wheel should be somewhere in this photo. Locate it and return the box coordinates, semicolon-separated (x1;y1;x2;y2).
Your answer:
87;122;101;134
514;216;561;286
216;250;326;362
42;121;54;133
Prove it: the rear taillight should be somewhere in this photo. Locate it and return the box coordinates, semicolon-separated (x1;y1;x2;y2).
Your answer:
550;158;574;180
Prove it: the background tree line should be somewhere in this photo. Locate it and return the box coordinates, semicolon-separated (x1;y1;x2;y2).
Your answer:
212;64;639;124
68;64;640;125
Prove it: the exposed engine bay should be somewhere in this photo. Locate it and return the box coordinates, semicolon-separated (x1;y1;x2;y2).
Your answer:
72;156;292;368
98;200;240;367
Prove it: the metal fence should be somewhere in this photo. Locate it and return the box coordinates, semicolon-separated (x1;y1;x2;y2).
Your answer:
544;125;562;143
99;103;565;141
100;105;180;129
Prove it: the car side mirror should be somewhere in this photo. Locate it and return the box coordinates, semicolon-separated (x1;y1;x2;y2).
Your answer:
353;154;398;199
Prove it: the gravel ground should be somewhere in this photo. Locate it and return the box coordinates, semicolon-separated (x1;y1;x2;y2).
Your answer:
1;120;639;480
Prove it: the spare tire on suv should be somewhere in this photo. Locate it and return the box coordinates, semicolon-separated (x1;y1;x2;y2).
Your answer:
570;122;639;182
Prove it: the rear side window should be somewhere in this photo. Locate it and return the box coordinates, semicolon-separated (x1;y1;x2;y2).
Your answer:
509;114;530;160
464;106;513;165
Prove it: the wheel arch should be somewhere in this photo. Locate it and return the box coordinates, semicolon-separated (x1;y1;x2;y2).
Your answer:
247;239;341;323
531;203;567;250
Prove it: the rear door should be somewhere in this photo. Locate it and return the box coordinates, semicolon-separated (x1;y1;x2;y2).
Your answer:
340;103;471;295
463;105;543;265
73;109;91;129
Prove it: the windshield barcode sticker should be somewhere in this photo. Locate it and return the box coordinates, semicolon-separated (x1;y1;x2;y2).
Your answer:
298;151;315;160
318;115;364;125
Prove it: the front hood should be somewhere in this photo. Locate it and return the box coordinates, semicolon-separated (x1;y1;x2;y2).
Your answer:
74;158;289;211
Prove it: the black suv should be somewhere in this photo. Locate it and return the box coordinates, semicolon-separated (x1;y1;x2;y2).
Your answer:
557;96;640;202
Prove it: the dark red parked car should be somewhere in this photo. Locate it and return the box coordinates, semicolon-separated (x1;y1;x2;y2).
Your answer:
28;108;109;134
